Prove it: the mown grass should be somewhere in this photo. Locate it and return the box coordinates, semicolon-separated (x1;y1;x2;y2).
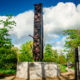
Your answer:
0;69;16;73
58;64;67;72
71;66;75;70
58;64;75;73
0;64;74;73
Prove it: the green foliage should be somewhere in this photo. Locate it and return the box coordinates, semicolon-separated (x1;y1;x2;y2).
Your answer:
63;29;80;63
71;66;75;70
18;41;67;64
0;15;17;70
0;15;16;28
67;49;74;64
0;15;16;48
0;47;17;69
58;52;67;64
58;64;74;72
43;44;67;63
0;68;16;73
58;64;67;72
0;28;12;48
43;44;54;62
18;41;34;62
63;29;80;48
43;44;59;62
52;50;59;63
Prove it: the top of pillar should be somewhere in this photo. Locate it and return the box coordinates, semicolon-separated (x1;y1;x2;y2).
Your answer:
34;3;42;6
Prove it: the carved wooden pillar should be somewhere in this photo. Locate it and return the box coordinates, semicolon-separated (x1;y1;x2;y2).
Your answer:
75;47;79;80
78;47;80;79
75;47;80;80
33;3;43;61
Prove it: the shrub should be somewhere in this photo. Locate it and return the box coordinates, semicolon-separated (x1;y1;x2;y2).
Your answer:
0;47;17;69
18;41;34;62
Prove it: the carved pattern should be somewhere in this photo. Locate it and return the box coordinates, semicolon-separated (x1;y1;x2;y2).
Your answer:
33;3;43;61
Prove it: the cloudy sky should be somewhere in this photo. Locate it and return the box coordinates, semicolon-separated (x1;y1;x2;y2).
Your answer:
0;0;80;52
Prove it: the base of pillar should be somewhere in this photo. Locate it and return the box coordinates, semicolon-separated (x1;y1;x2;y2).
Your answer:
16;62;60;79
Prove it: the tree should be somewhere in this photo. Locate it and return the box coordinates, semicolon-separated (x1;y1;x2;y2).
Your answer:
63;29;80;48
0;47;17;69
52;50;59;63
43;44;54;62
11;46;19;62
18;41;33;62
58;51;67;64
0;15;16;48
66;49;74;64
63;29;80;63
0;15;17;69
43;44;60;62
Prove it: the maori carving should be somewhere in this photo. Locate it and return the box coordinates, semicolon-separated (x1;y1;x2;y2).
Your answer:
33;3;43;61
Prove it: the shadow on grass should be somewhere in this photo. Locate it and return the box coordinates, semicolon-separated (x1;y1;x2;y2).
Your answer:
0;73;15;79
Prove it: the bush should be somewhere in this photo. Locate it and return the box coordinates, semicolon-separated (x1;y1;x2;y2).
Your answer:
43;44;53;62
18;52;34;62
0;68;16;73
43;44;59;62
59;53;67;64
0;47;17;69
58;64;67;72
18;41;34;62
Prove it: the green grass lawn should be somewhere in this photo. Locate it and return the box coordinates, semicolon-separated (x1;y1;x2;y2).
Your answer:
0;69;16;73
71;66;75;70
58;64;67;72
58;64;74;73
0;64;74;73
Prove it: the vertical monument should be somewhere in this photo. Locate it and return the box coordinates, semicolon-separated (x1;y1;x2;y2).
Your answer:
33;3;43;61
16;4;60;79
78;47;80;79
75;47;80;80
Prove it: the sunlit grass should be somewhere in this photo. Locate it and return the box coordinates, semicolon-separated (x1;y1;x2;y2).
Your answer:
58;64;74;73
0;69;16;73
58;64;67;72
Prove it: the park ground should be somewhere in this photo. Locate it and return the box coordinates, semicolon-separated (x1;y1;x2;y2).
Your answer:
0;72;74;80
0;64;75;80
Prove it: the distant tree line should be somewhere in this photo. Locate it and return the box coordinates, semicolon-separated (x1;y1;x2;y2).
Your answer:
18;41;67;64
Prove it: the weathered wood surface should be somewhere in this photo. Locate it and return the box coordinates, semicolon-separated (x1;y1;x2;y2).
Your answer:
33;3;43;61
78;47;80;79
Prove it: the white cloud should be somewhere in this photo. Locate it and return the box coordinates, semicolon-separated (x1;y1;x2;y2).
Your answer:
0;2;80;51
13;10;34;38
44;2;80;35
77;4;80;12
52;36;67;52
14;43;21;49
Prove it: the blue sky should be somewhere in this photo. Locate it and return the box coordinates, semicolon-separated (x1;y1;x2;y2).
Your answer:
0;0;80;52
0;0;79;16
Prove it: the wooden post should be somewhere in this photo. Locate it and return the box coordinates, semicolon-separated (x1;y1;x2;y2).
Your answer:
78;47;80;79
74;47;79;80
33;3;43;61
